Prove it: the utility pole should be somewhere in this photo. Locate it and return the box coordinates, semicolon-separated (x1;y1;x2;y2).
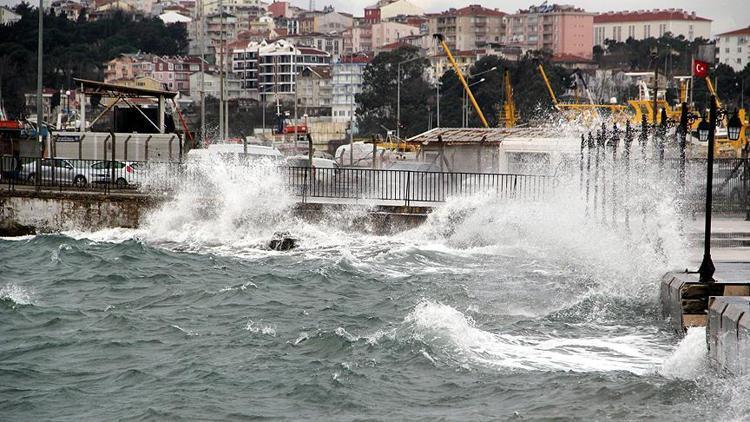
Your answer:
35;0;43;188
218;0;224;141
349;84;354;166
199;0;206;146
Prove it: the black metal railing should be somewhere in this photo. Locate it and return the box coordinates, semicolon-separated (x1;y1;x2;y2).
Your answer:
287;166;556;204
0;157;176;193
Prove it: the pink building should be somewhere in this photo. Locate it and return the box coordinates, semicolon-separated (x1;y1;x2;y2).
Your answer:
507;4;594;59
104;53;202;95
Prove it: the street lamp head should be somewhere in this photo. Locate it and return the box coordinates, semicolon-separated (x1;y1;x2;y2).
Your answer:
697;116;710;142
727;108;742;141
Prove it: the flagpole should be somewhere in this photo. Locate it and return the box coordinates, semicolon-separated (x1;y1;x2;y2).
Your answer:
689;54;694;106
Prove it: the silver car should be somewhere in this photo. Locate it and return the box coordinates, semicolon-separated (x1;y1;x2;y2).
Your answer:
21;159;92;186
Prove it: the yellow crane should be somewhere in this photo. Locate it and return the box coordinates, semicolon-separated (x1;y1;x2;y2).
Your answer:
502;69;516;128
433;33;489;128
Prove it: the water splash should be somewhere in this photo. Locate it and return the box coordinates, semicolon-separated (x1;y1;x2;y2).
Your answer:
0;283;33;307
659;327;708;379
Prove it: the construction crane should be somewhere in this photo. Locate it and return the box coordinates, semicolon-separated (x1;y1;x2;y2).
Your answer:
433;33;489;128
501;69;516;128
537;64;630;124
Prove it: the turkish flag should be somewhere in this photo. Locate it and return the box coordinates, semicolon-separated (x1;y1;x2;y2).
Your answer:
693;59;709;78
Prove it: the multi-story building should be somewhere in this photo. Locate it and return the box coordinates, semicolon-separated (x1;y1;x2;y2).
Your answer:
717;26;750;72
298;10;352;34
232;39;330;100
284;33;345;58
343;22;373;54
331;54;368;120
363;0;422;24
375;33;432;55
49;0;84;21
426;5;506;51
295;66;332;115
594;9;711;47
104;53;202;95
370;21;420;50
507;3;594;59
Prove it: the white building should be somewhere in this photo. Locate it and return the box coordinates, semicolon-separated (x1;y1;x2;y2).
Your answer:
370;21;421;50
593;9;711;47
717;26;750;72
232;39;330;100
331;54;368;121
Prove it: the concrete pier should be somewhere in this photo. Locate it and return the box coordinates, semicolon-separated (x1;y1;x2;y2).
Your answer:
708;296;750;375
0;189;432;235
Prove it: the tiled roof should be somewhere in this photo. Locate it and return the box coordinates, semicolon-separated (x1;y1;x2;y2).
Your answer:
427;5;505;17
594;9;711;24
717;26;750;37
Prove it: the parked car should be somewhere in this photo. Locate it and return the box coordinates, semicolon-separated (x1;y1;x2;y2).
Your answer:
89;160;141;187
286;155;340;183
20;159;92;186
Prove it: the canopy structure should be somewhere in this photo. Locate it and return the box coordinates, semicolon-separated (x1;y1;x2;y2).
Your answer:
73;78;178;134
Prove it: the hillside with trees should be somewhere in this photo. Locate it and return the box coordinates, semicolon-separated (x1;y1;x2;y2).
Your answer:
0;3;187;118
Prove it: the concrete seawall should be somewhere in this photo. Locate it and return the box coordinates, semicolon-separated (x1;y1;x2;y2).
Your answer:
0;190;158;235
708;296;750;375
0;190;431;236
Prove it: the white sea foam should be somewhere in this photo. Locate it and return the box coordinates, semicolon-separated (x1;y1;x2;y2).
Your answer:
245;320;277;337
402;300;670;374
0;283;33;306
659;326;708;379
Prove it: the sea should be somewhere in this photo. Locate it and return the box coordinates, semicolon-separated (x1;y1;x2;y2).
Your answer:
1;155;748;421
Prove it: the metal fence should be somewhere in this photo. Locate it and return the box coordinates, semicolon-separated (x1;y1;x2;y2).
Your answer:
0;156;164;193
287;166;556;204
1;156;557;203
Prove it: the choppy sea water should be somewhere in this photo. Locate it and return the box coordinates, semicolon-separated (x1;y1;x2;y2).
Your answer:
2;157;749;420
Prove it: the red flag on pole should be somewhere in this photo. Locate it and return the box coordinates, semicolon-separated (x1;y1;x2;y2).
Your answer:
693;59;709;78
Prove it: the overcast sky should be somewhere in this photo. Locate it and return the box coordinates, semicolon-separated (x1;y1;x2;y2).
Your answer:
1;0;747;35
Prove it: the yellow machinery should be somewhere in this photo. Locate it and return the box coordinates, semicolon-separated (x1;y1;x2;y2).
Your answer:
433;34;489;128
502;69;516;128
537;64;630;125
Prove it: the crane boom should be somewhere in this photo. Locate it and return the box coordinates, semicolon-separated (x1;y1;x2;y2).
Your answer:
537;64;559;108
705;77;722;108
502;69;516;128
433;33;489;128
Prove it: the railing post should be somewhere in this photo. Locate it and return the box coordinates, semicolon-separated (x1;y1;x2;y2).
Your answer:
586;132;593;215
405;170;411;207
624;120;633;232
111;131;116;193
593;130;601;216
679;102;688;192
611;124;619;227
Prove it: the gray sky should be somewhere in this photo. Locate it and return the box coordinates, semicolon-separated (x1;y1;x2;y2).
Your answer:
1;0;746;35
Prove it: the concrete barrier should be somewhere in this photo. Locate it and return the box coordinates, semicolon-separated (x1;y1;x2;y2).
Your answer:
661;271;750;335
707;296;750;375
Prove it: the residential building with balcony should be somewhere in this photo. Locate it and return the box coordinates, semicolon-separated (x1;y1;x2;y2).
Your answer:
593;9;711;47
232;39;330;101
371;21;420;50
426;5;506;52
295;66;332;115
331;54;369;120
283;33;345;58
717;26;750;72
506;4;594;59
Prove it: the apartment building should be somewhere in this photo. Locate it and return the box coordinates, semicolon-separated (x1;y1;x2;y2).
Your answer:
594;9;711;47
104;53;202;95
331;54;369;120
232;39;330;100
426;5;506;52
717;26;750;72
364;0;422;24
507;3;594;59
371;21;421;50
295;66;332;115
284;33;345;58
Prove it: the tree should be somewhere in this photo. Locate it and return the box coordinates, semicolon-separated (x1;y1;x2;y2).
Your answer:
356;46;432;138
0;6;188;118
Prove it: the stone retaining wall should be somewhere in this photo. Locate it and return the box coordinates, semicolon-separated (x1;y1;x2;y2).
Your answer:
708;296;750;375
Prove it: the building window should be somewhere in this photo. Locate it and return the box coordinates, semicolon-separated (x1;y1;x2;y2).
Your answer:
726;47;730;53
644;24;650;38
659;24;666;36
628;25;635;39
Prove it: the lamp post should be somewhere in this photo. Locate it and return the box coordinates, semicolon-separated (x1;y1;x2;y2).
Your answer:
35;0;43;188
463;78;486;127
396;56;421;139
696;95;722;283
725;110;748;221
